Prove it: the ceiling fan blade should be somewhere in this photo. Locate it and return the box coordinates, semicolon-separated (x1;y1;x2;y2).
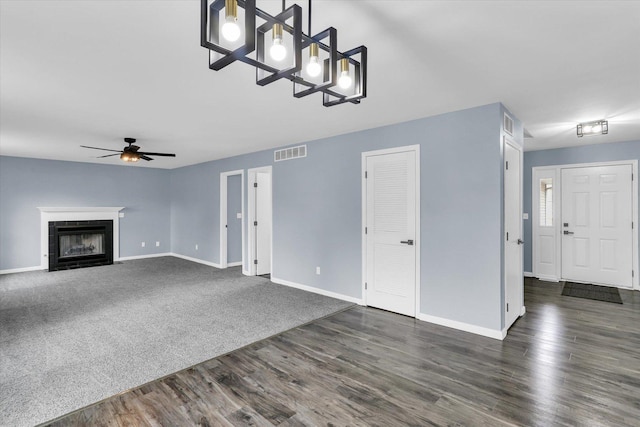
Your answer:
140;155;154;161
81;145;122;153
97;153;120;158
137;152;176;157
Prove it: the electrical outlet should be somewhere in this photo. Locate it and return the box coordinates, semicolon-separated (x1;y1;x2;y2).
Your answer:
195;244;198;250
141;242;145;247
316;267;321;275
156;241;160;247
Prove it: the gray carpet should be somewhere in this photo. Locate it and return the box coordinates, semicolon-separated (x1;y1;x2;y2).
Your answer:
0;257;353;427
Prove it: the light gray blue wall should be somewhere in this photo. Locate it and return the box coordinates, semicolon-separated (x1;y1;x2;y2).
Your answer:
0;156;171;270
523;140;640;273
170;103;511;331
170;151;273;269
227;174;242;263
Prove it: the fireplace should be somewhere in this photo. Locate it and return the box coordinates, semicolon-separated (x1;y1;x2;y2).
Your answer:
49;220;113;271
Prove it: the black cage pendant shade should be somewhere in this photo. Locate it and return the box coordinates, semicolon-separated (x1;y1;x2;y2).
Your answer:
201;0;367;107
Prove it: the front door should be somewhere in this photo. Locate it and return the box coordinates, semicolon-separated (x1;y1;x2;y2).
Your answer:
561;165;633;288
364;148;417;317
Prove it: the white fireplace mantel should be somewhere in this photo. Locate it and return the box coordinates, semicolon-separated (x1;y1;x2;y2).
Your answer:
39;207;124;269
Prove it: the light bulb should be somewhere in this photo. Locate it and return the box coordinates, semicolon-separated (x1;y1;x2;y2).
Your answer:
270;24;286;61
306;43;321;77
270;39;287;61
221;16;241;42
306;56;321;77
338;71;352;89
338;58;352;89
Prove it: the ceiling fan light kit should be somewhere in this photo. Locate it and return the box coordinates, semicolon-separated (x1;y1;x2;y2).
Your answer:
81;138;176;163
576;120;608;137
201;0;367;107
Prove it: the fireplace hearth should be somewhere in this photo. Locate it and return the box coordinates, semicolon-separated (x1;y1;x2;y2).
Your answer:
49;220;113;271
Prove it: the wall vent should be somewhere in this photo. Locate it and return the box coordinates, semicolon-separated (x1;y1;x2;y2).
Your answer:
274;145;307;162
503;113;514;136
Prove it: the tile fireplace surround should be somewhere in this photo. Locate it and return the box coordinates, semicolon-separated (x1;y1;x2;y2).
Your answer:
38;207;124;270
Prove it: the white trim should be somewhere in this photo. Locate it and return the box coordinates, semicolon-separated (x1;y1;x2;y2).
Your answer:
227;261;242;267
417;313;505;340
524;271;534;278
521;306;527;316
170;252;222;269
532;159;639;290
247;166;273;276
361;144;421;317
0;265;45;275
271;276;364;305
118;253;172;262
537;275;560;283
219;170;245;269
38;207;124;269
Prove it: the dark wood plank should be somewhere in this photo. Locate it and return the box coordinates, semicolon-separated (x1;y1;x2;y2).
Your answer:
42;278;640;426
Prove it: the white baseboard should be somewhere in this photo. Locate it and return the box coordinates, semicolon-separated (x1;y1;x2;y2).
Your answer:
417;313;504;340
0;265;45;275
227;261;242;267
521;305;526;316
271;276;364;305
242;269;250;276
524;271;534;278
118;252;172;262
169;253;222;269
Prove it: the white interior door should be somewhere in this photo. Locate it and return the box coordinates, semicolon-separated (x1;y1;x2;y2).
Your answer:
504;141;523;329
561;165;633;288
365;149;417;317
255;172;272;275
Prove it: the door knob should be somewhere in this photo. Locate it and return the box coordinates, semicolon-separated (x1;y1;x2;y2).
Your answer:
563;230;574;235
400;240;414;245
517;239;524;245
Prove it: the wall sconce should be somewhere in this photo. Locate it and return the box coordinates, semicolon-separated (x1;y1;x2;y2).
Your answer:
577;120;608;137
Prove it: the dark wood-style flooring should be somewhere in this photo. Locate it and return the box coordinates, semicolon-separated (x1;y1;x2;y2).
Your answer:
43;279;640;426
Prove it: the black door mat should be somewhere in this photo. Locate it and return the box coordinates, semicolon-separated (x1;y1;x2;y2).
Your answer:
561;282;623;304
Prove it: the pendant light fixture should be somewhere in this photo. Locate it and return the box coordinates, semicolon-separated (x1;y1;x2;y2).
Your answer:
201;0;367;107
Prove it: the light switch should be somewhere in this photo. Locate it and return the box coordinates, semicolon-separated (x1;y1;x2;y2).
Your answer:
236;212;242;219
118;212;125;218
523;213;529;220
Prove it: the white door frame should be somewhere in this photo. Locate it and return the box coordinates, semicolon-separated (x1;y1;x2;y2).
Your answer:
247;166;273;276
220;170;245;269
361;144;421;317
531;159;639;290
503;136;525;328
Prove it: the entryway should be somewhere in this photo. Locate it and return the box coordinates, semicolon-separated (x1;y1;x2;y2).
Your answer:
532;160;638;289
220;170;244;269
362;145;420;317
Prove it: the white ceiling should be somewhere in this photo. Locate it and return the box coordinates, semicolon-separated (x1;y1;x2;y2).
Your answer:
1;0;639;169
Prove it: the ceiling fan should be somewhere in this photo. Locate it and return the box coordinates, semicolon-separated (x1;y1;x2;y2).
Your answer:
81;138;176;162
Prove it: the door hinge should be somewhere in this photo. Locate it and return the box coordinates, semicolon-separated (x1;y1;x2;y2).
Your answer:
506;303;509;312
254;182;258;188
505;161;509;170
365;171;368;179
633;270;635;278
365;282;367;290
506;232;509;241
254;221;258;226
365;227;368;234
254;259;258;265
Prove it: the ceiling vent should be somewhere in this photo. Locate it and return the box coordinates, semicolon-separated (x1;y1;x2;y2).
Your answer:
503;113;514;136
274;145;307;162
502;113;513;136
